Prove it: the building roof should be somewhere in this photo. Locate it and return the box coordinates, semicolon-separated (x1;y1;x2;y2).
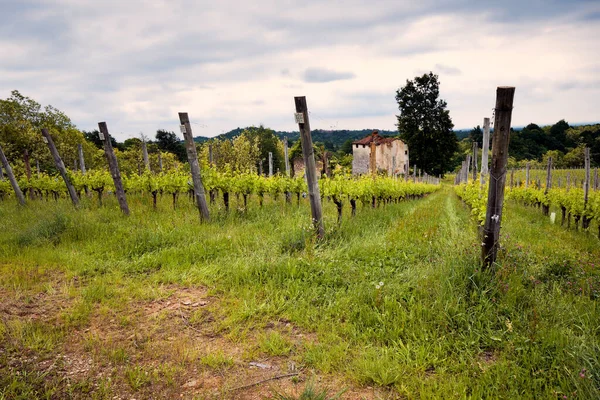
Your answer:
352;130;399;146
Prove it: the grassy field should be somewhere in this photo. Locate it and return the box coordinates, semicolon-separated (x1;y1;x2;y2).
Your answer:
0;188;599;399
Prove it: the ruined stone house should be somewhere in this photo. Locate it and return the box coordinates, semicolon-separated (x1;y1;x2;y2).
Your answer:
352;131;409;176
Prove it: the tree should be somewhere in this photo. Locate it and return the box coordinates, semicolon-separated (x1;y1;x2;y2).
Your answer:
395;72;457;175
468;125;483;145
155;129;186;162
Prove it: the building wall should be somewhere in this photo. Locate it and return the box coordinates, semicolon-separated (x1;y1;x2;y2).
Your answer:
352;144;370;175
352;140;409;176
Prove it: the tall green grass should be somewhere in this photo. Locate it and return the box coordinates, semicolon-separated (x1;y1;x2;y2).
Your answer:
0;189;598;398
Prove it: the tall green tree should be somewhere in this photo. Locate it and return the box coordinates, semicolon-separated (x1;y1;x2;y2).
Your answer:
395;72;457;175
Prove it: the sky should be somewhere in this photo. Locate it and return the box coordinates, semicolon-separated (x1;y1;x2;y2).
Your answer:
1;0;599;141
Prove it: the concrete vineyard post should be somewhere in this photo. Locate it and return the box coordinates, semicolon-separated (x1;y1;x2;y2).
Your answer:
482;86;515;267
178;112;210;222
543;157;552;216
23;149;34;199
142;141;150;171
583;148;591;229
480;117;490;186
294;96;324;239
284;137;290;177
98;122;130;216
0;142;26;205
472;142;478;182
41;129;80;207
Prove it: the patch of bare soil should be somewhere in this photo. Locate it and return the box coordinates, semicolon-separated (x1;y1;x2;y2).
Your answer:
1;283;388;399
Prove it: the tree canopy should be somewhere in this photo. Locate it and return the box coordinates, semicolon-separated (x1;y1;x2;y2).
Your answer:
396;72;458;175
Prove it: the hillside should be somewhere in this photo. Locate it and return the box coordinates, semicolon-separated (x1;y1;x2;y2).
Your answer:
194;128;399;149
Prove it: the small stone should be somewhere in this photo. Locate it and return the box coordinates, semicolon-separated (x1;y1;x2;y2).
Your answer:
182;301;191;306
183;379;199;388
249;362;271;369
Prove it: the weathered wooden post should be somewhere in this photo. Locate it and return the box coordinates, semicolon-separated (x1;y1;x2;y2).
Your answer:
465;155;471;183
594;168;598;191
472;142;478;182
98;122;130;215
78;144;86;174
284;137;290;177
370;141;376;177
392;156;396;178
405;149;410;181
413;165;416;183
482;86;515;267
23;149;34;199
142;140;150;171
208;144;213;166
510;169;514;188
480;117;490;186
294;96;324;239
41;129;80;207
543;157;552;216
583;148;591;229
0;143;26;205
0;162;4;180
268;152;273;177
178;113;210;221
525;162;530;188
158;152;163;172
566;171;571;191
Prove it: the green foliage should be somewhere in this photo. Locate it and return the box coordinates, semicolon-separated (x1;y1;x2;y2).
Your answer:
396;72;457;175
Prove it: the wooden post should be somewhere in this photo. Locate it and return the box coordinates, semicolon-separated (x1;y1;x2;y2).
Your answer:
41;129;80;207
294;96;324;239
142;140;150;171
472;142;478;182
178;113;210;222
23;149;34;199
543;157;552;216
98;122;130;215
208;144;213;166
268;152;273;177
78;144;86;174
0;162;4;180
158;152;163;172
405;149;410;181
0;143;26;205
480;117;490;186
510;169;514;188
413;165;416;183
566;171;570;191
594;168;598;191
284;137;290;177
482;86;515;267
525;162;530;188
392;156;396;178
465;155;471;183
583;148;591;229
370;141;376;177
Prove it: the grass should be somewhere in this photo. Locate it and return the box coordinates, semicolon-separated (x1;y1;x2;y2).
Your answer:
0;188;599;398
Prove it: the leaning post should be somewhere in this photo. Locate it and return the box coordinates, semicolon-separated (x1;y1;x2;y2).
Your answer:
98;122;130;215
294;96;324;239
542;156;552;216
0;143;26;205
41;129;80;207
178;113;210;222
482;86;515;267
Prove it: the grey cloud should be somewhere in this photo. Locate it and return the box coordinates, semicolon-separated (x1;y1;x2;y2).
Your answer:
435;64;462;76
303;68;355;83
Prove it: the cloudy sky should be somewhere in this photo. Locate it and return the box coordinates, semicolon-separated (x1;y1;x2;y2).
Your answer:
1;0;599;141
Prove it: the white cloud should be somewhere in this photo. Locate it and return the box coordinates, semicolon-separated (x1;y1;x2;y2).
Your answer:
0;0;599;140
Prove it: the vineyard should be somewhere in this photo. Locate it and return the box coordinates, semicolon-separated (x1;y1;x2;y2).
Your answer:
455;171;600;237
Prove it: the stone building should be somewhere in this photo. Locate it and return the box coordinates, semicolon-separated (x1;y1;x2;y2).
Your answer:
352;131;409;176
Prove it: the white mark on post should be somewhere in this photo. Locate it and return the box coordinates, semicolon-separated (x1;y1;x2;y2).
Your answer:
491;214;499;223
42;137;48;143
179;124;187;134
98;131;105;140
294;113;305;124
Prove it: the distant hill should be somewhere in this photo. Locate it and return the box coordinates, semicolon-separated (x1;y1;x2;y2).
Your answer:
194;128;473;150
194;128;399;150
